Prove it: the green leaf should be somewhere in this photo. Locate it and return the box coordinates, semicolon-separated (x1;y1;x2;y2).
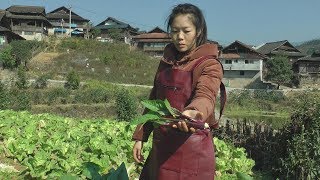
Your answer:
163;99;180;117
60;174;78;180
141;100;168;115
129;112;161;125
103;162;129;180
236;172;253;180
82;162;102;180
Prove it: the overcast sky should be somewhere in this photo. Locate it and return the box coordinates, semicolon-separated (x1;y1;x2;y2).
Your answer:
1;0;320;46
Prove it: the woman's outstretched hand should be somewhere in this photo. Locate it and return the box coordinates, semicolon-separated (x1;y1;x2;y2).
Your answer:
172;110;204;133
133;141;144;163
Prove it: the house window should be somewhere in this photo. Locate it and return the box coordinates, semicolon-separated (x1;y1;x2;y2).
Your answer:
27;21;36;26
245;60;254;64
0;36;5;45
24;31;34;35
240;71;245;75
225;60;232;64
234;60;238;63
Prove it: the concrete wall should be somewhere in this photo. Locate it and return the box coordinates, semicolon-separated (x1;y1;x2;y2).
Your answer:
222;70;267;88
221;59;262;71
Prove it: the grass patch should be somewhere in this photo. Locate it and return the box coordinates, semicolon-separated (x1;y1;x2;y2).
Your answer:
28;38;160;85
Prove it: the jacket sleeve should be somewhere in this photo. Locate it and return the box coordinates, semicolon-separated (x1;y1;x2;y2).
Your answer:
184;59;223;120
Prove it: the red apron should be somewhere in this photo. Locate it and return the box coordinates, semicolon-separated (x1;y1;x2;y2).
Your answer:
140;56;217;180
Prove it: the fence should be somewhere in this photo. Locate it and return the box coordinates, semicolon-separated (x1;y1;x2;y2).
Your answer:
213;118;280;170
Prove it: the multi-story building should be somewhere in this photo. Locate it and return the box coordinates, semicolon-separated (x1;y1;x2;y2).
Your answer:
0;9;24;47
132;27;171;57
220;40;268;88
5;5;51;41
46;6;90;38
95;17;139;44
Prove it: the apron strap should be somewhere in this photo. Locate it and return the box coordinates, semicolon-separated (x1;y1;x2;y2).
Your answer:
191;55;227;128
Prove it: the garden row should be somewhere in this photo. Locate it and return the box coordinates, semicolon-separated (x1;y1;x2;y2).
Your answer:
0;110;255;179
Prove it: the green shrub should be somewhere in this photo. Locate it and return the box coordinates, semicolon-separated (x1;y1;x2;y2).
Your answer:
16;65;28;89
252;90;285;102
34;74;51;89
0;82;11;109
74;88;110;104
273;97;320;179
15;91;31;111
65;70;80;90
10;40;46;67
47;87;70;105
0;45;16;69
115;88;138;121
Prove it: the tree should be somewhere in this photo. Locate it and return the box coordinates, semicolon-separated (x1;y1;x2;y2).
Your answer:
65;70;80;90
108;28;123;42
264;55;293;88
0;45;16;70
10;40;45;69
90;27;101;39
16;64;29;89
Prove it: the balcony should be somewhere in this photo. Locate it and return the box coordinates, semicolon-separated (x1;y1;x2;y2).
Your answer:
12;26;44;33
50;22;87;29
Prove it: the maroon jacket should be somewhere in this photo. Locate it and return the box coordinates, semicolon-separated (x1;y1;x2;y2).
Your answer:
132;43;223;142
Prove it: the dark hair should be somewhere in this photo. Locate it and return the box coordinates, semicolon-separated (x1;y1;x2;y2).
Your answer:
166;3;207;47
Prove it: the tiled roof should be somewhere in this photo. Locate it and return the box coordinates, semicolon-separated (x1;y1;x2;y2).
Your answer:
297;51;320;61
133;33;170;39
6;11;47;21
95;17;139;32
256;40;288;54
0;26;10;32
47;6;89;22
0;26;25;40
96;17;127;27
222;40;268;59
271;51;305;57
133;39;171;43
47;13;89;21
6;5;45;14
148;27;166;33
95;24;129;29
219;53;240;59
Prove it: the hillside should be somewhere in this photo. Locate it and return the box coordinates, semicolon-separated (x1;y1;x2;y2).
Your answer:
296;38;320;55
28;38;160;85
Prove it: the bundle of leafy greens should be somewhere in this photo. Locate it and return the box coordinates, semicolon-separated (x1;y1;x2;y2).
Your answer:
129;99;209;129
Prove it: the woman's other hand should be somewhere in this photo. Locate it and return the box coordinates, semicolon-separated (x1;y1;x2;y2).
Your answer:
133;141;144;163
172;110;204;133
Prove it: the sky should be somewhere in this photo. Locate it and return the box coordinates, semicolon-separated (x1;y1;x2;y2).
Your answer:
1;0;320;46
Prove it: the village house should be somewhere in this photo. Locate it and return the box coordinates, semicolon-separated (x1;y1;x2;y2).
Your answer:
0;9;25;47
131;27;171;57
94;17;139;44
46;6;90;38
293;51;320;87
256;40;305;61
220;40;268;88
5;5;51;41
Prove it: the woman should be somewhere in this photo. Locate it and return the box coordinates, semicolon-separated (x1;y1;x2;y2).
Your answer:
132;3;224;180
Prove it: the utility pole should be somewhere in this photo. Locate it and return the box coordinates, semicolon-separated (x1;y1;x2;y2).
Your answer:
69;5;72;37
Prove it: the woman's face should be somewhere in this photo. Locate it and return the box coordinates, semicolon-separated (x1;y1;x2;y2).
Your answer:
170;14;198;53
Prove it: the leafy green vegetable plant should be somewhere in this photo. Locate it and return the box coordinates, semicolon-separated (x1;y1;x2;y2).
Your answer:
129;99;209;129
